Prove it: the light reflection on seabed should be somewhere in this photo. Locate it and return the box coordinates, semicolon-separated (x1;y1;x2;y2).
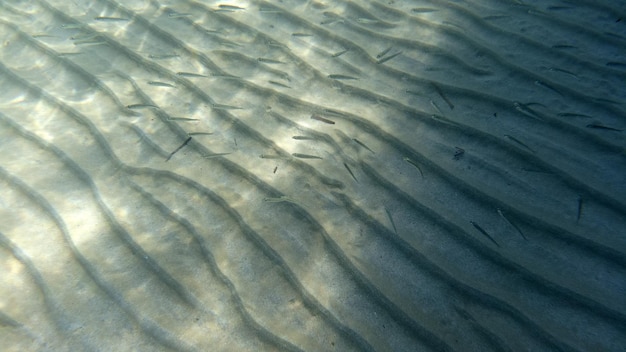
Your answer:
0;0;625;351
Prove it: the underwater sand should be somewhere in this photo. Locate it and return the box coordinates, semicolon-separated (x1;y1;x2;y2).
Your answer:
1;0;625;351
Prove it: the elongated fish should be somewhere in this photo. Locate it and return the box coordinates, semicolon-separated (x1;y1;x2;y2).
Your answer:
148;53;179;59
292;153;323;159
263;195;297;204
328;74;359;80
202;152;232;159
176;72;208;78
385;207;397;235
212;103;243;110
344;163;358;182
376;46;393;59
586;124;623;132
258;57;285;64
268;80;292;89
94;16;130;21
403;157;423;178
292;136;316;140
470;221;500;247
311;114;335;124
376;51;402;64
353;138;375;154
148;81;176;88
331;49;349;57
168;117;198;122
503;134;535;153
127;103;158;110
432;83;454;110
166;137;192;161
497;209;527;240
576;195;583;222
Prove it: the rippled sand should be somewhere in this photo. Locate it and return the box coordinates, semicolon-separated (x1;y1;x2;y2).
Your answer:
1;0;625;351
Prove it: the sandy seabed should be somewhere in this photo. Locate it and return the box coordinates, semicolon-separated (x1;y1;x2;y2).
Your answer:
0;0;625;351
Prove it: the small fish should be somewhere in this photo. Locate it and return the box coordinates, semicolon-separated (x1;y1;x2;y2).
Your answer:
166;137;192;162
94;16;130;21
547;6;574;10
127;103;158;109
57;52;84;57
385;207;397;235
482;15;510;20
470;221;500;247
60;23;86;29
263;196;297;203
606;62;626;69
328;74;359;80
545;67;579;80
411;8;438;13
176;72;208;78
259;6;282;13
513;102;543;121
355;18;379;24
292;32;313;37
273;166;278;174
534;80;563;96
187;132;213;136
558;112;592;119
202;152;232;159
352;138;375;154
497;208;527;240
586;124;623;132
520;167;551;173
292;153;323;159
432;83;454;110
268;80;292;88
576;195;583;223
431;114;461;128
403;157;423;178
323;109;347;117
148;81;176;88
168;12;193;18
73;39;106;46
453;147;465;160
331;49;349;57
148;53;180;59
405;89;424;96
168;117;199;121
260;154;288;159
551;44;577;49
218;4;245;10
503;134;534;153
376;51;402;64
344;163;358;182
264;40;286;48
258;57;285;64
292;135;316;140
321;18;343;25
71;33;99;41
376;46;393;59
430;99;443;114
209;73;241;80
310;114;335;124
592;97;621;106
212;103;243;110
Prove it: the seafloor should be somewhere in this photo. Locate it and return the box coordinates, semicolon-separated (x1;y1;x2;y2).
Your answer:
0;0;625;351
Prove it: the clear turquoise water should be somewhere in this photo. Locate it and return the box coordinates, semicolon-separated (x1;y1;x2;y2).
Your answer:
1;0;625;351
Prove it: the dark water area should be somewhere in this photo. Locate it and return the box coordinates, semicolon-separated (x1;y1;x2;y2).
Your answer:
1;0;625;351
